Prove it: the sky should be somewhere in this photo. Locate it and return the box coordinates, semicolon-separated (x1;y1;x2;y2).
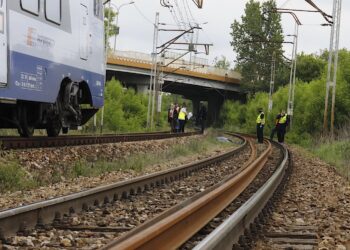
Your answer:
109;0;349;66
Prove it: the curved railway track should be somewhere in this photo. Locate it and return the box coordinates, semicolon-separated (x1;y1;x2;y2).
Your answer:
0;131;200;150
0;133;246;242
0;133;291;249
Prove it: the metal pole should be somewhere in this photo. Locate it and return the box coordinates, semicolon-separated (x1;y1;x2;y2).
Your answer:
147;12;159;129
330;0;342;136
268;52;276;113
323;0;337;133
290;24;299;127
113;10;119;52
100;1;112;134
287;22;297;117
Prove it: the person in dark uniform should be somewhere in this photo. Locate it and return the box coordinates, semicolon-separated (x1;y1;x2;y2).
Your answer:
172;104;179;132
270;111;282;140
256;108;265;143
198;103;207;134
276;110;289;143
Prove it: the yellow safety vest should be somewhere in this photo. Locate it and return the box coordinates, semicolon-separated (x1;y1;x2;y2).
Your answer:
278;114;287;124
178;110;186;120
256;112;265;125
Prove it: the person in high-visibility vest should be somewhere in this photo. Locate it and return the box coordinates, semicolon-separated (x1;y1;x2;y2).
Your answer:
276;110;289;143
178;104;187;133
256;108;265;143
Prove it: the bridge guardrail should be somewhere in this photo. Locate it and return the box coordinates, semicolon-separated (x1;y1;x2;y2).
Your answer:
108;50;241;82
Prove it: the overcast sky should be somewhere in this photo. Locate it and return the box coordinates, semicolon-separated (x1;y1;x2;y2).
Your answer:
109;0;349;66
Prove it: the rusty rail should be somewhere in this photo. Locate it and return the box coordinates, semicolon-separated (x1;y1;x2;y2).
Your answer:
0;131;200;150
102;138;272;250
193;141;289;250
0;134;247;240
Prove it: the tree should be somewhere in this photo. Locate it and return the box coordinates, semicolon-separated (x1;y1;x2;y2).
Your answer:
230;0;284;94
213;56;231;70
296;53;326;83
104;7;118;49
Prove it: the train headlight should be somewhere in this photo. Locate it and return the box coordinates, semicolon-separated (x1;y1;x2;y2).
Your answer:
0;12;4;34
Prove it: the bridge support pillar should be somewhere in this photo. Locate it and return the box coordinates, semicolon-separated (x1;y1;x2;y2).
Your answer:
137;85;149;94
191;98;201;119
208;94;224;125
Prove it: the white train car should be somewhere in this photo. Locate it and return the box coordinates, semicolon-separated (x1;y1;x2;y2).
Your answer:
0;0;105;136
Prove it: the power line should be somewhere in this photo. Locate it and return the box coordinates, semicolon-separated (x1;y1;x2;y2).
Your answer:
279;0;291;9
184;0;197;24
132;3;154;25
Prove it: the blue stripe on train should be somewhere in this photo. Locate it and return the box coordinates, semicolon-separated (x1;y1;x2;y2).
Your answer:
0;51;104;107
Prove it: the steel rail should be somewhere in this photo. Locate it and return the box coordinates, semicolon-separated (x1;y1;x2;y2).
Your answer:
0;131;200;150
102;138;272;250
193;141;288;250
0;134;247;240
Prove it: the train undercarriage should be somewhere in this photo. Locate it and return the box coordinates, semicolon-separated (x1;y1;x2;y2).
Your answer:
0;80;98;137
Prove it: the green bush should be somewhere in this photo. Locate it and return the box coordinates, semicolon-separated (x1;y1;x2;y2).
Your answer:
313;140;350;179
84;79;193;133
0;161;36;192
220;49;350;143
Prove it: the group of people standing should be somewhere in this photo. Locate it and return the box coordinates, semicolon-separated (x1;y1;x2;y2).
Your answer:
256;108;289;144
168;103;207;134
168;103;189;133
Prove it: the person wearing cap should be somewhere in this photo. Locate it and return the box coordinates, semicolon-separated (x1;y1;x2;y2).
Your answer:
256;108;265;143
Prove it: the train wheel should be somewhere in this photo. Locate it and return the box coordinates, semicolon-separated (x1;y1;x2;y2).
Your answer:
46;120;62;137
18;105;35;137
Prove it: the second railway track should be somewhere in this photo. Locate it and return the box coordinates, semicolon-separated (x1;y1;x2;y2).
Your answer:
0;131;200;150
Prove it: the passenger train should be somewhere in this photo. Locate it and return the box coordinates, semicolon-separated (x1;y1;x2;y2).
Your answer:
0;0;105;136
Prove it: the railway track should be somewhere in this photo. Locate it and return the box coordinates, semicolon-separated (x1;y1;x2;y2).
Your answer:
0;131;200;150
0;133;246;245
0;134;292;249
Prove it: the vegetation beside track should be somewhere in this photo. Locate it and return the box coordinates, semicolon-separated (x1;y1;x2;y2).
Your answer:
219;49;350;179
312;139;350;180
0;155;36;192
84;79;193;134
0;132;234;194
69;134;231;178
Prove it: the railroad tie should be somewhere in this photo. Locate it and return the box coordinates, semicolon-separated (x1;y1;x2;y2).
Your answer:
264;225;319;250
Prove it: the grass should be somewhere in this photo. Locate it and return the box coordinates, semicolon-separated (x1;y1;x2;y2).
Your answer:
0;157;37;192
0;132;233;193
67;134;232;179
312;140;350;180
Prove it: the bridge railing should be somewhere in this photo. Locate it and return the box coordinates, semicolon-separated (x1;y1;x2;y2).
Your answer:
108;50;241;80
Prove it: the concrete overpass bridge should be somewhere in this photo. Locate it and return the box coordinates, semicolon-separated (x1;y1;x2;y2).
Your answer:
106;51;243;123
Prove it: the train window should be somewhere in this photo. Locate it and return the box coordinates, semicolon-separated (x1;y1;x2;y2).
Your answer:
45;0;61;24
20;0;40;16
94;0;103;20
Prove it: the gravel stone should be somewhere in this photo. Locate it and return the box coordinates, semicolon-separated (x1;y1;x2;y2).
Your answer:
1;135;234;211
255;146;350;249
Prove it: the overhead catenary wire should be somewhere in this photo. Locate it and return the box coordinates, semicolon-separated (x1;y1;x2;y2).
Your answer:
132;3;154;26
181;0;192;25
184;0;197;24
279;0;291;9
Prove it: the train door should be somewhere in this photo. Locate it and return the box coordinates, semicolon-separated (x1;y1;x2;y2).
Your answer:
0;0;7;85
80;0;89;60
